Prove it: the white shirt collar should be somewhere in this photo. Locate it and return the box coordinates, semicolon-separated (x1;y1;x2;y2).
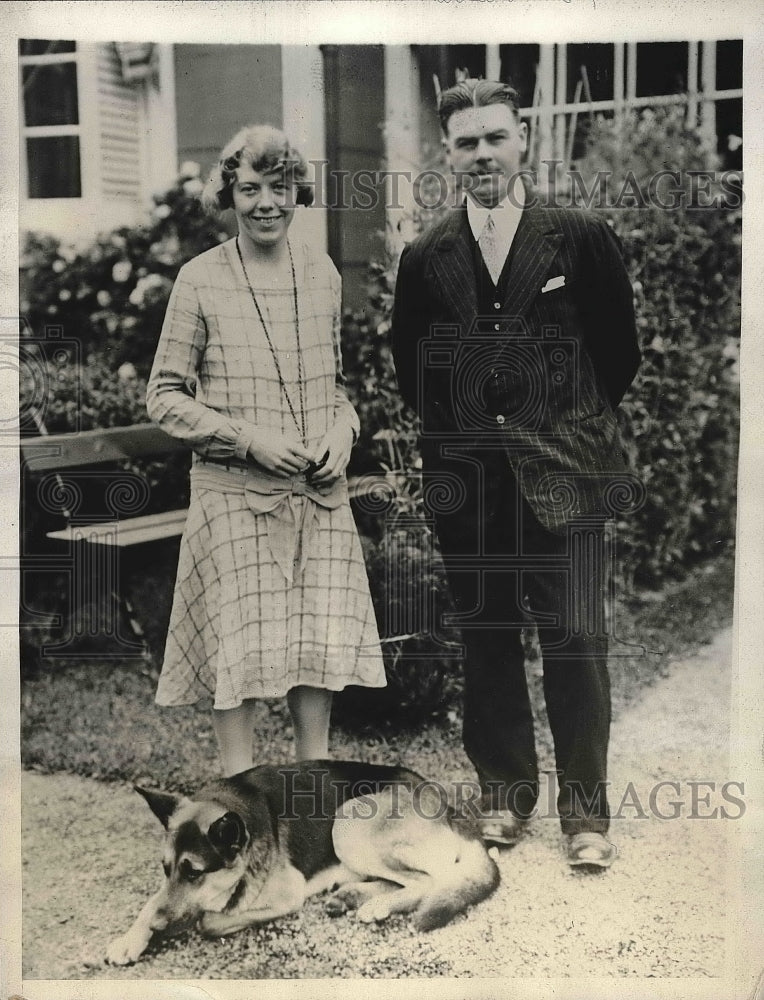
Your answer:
466;179;525;244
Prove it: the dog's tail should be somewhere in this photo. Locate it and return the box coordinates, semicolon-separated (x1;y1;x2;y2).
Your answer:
413;833;500;932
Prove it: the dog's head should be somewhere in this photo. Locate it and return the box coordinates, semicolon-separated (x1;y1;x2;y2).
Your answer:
135;785;255;934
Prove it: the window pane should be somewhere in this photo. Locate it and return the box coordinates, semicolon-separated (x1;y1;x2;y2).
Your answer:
414;45;486;94
22;63;79;127
566;44;614;103
716;97;743;168
26;136;81;198
499;44;540;107
19;39;77;56
636;42;688;97
716;40;743;90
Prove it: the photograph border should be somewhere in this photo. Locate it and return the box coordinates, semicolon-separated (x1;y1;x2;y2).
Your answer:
2;2;762;998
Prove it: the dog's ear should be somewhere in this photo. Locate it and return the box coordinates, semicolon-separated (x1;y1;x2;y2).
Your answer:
134;785;182;829
208;811;248;862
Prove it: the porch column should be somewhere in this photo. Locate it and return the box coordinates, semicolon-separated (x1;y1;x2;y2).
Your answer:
537;44;555;190
384;45;421;254
281;46;328;255
700;41;717;152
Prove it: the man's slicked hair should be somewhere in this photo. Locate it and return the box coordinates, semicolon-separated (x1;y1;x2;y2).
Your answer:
438;79;521;135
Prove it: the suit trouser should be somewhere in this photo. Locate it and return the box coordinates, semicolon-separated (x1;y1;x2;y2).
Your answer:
428;446;611;835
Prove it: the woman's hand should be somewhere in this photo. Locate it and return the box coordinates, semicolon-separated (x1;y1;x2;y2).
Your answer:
247;429;313;478
307;421;354;486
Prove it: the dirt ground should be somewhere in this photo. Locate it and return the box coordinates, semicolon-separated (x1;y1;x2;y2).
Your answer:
16;626;760;987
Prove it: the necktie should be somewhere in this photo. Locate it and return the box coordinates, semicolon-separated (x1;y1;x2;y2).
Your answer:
478;214;503;286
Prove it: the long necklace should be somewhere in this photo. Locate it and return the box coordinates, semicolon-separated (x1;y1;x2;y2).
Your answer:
235;236;306;444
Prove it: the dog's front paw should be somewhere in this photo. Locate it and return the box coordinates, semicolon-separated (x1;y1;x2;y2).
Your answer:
356;895;393;924
105;928;150;966
326;884;369;916
198;911;229;938
325;892;351;917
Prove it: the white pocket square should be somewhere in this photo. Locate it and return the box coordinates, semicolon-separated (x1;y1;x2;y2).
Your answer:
541;275;566;293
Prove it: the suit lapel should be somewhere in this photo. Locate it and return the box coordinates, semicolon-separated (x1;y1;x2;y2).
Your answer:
428;202;564;333
500;203;563;320
428;208;479;337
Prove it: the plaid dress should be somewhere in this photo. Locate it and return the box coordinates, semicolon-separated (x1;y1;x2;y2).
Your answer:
146;238;386;708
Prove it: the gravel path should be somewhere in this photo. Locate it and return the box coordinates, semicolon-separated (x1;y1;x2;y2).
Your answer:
18;626;756;988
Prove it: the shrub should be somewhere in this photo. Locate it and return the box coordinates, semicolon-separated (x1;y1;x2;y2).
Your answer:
335;482;463;728
20;162;226;377
337;258;466;726
569;108;741;586
21;352;148;434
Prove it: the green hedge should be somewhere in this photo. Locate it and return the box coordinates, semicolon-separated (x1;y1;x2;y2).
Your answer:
572;109;740;585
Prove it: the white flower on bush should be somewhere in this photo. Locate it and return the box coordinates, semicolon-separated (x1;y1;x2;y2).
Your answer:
96;290;112;307
111;235;127;250
153;203;172;220
58;289;71;301
112;260;133;283
118;362;138;383
129;272;171;307
183;177;204;196
722;339;739;362
150;234;181;266
52;259;66;273
58;244;77;264
179;160;201;180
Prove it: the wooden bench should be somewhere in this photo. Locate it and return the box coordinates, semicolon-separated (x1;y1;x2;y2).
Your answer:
22;422;392;545
22;423;189;548
21;422;394;654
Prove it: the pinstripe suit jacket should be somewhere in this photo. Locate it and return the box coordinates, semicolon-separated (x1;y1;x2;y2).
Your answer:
391;200;641;531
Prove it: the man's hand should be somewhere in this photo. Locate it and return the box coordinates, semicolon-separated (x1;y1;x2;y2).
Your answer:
247;430;313;478
307;421;354;486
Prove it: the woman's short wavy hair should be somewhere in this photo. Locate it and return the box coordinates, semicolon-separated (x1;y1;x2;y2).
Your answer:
201;124;313;213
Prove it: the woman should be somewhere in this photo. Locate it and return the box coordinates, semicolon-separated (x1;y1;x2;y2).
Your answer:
147;125;386;775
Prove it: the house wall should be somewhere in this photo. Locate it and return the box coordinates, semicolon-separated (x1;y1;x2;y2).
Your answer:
171;44;330;259
173;44;283;184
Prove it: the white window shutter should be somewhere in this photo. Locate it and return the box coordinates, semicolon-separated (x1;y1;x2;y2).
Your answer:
96;44;142;203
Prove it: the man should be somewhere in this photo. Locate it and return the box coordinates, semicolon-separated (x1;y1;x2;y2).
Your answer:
391;80;640;866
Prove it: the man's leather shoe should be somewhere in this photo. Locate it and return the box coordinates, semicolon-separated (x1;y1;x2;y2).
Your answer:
566;831;617;868
475;810;528;846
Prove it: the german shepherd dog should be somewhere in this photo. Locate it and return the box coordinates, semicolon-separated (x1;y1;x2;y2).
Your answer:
106;760;499;965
